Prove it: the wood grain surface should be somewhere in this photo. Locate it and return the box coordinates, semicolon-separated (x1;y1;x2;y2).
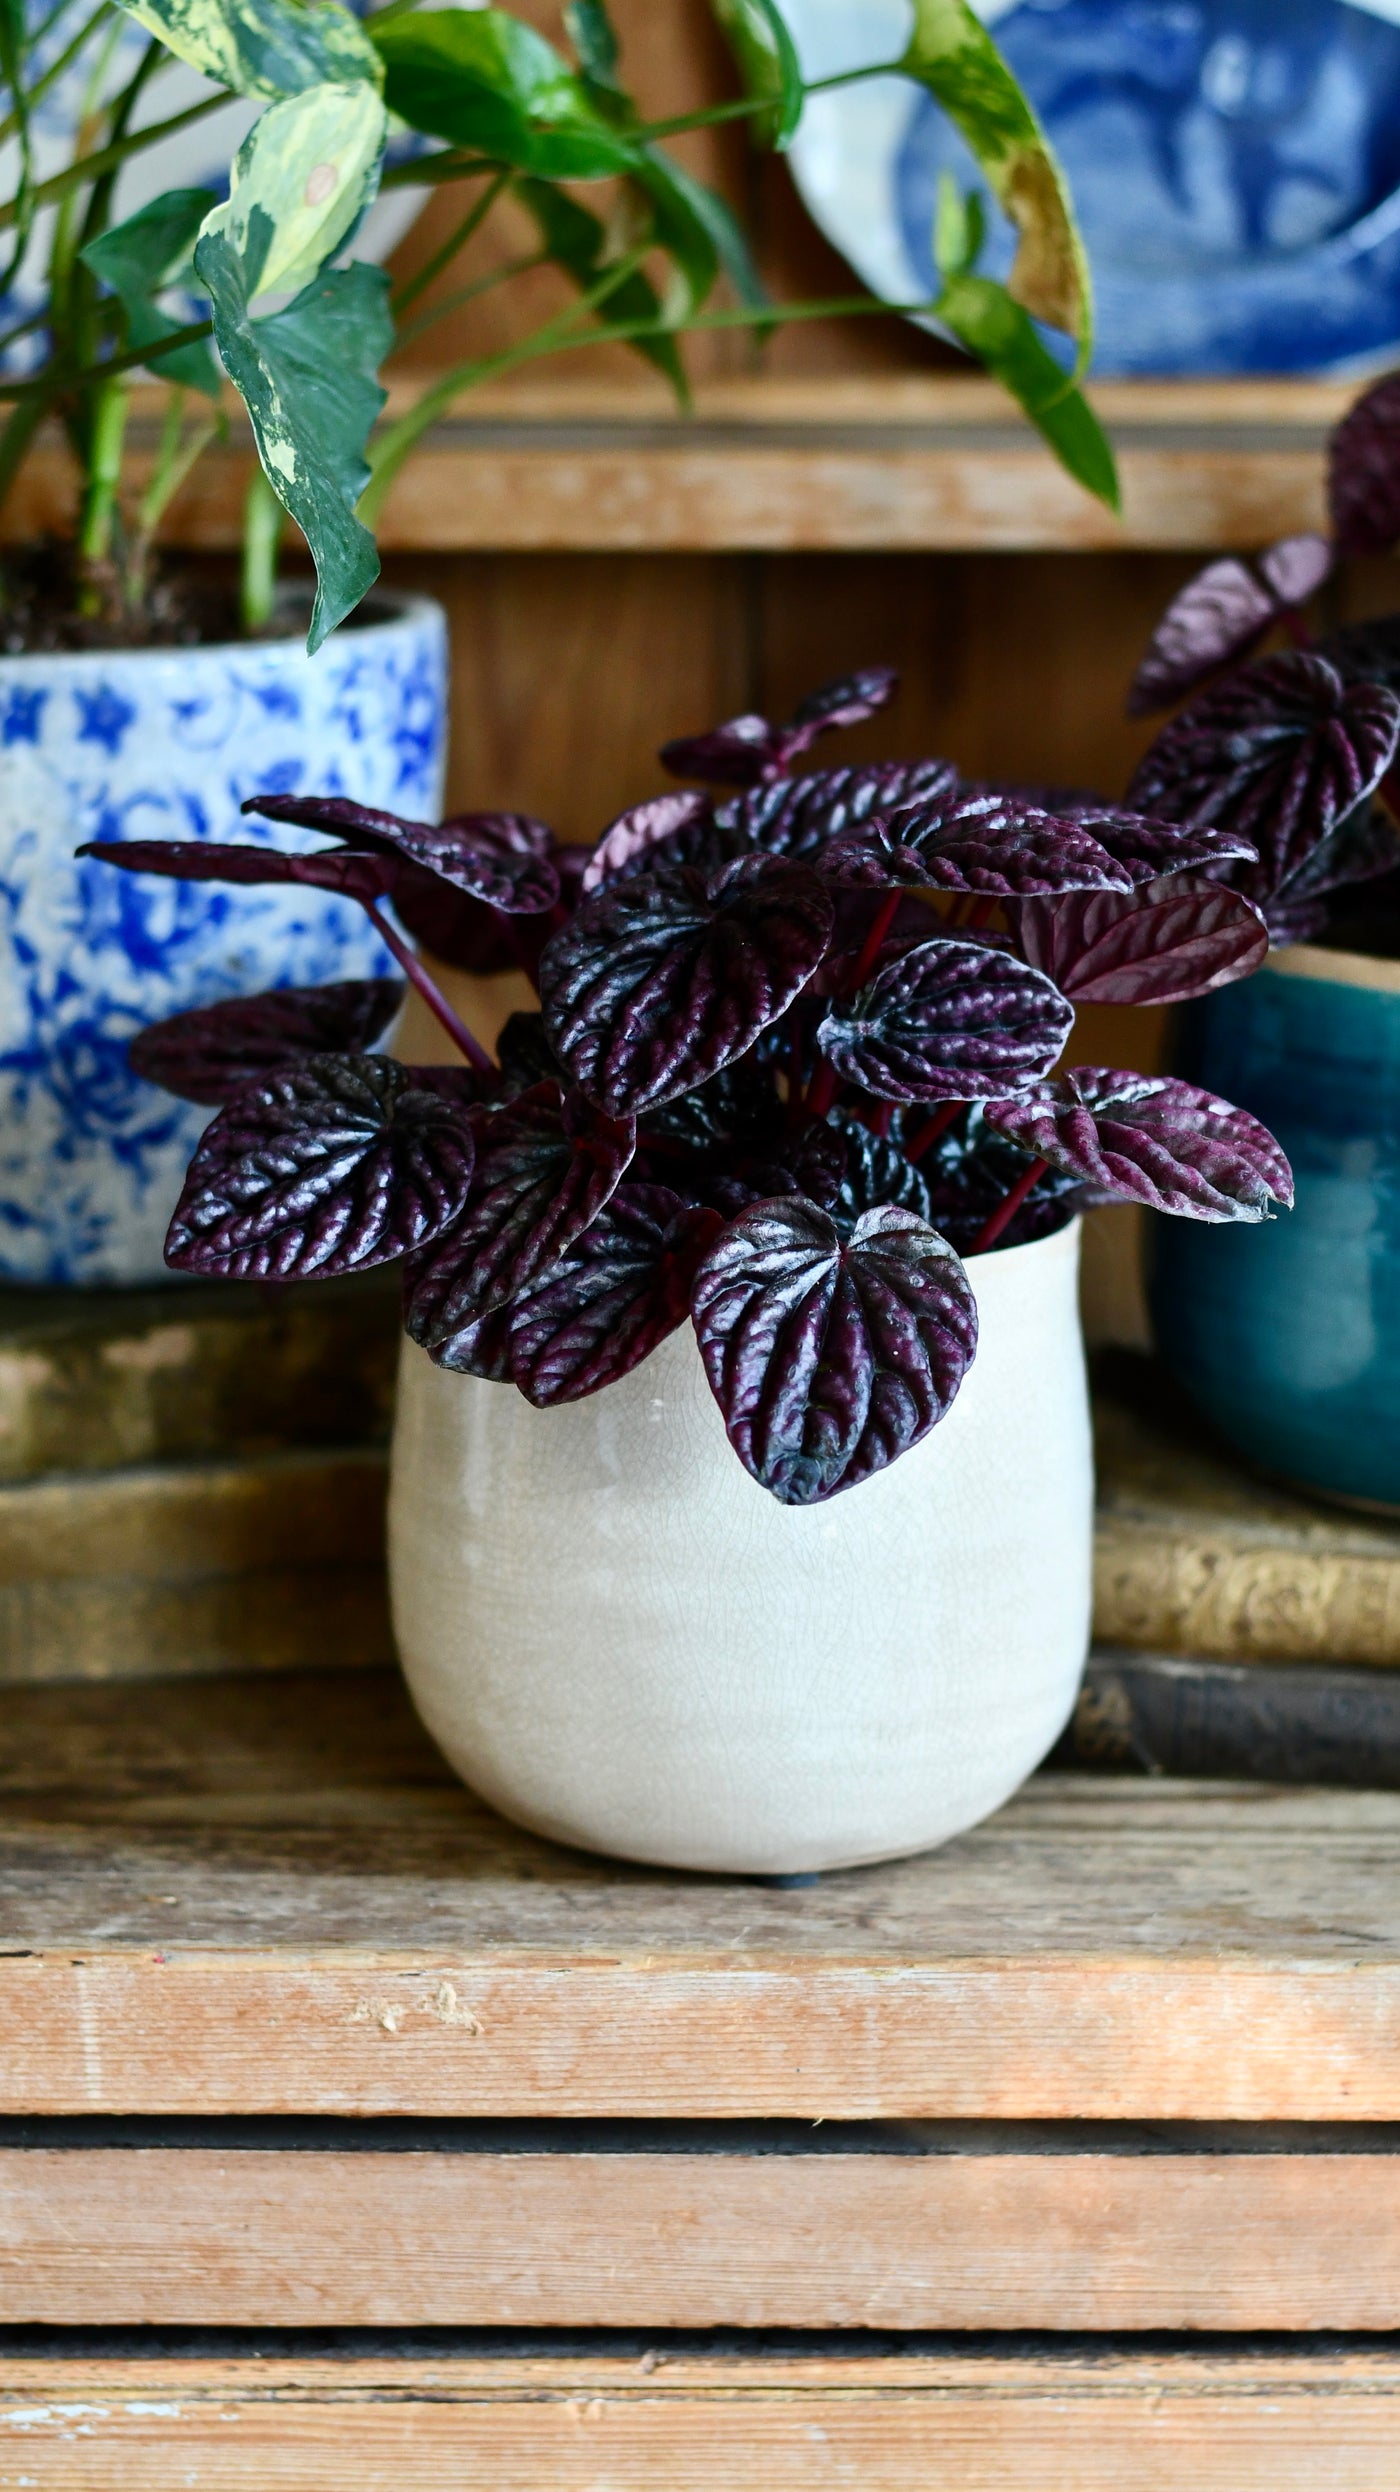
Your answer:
0;1670;1398;2119
0;2130;1396;2328
0;2347;1395;2489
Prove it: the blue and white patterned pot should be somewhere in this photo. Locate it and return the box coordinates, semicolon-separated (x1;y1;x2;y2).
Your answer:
0;591;447;1285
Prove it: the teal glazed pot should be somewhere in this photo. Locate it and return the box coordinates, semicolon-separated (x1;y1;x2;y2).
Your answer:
1149;946;1400;1510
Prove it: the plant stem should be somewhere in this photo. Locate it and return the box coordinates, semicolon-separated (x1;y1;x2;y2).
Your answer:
395;251;545;352
364;903;494;1075
75;371;127;576
380;150;502;192
240;464;282;635
963;896;998;932
0;1;113;149
905;1099;963;1162
849;889;901;991
970;1155;1048;1254
635;59;904;142
391;167;509;317
0;90;228;233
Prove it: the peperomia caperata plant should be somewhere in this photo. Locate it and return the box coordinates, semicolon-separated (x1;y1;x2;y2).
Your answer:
1119;371;1400;950
88;664;1291;1505
2;0;1117;650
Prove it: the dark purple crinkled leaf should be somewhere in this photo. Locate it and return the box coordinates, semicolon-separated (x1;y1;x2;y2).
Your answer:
1127;652;1400;901
164;1056;476;1281
920;1119;1084;1255
1126;539;1333;719
79;838;397;904
495;1010;561;1095
1009;881;1268;1006
245;795;559;914
1329;374;1400;558
982;1068;1293;1221
1269;798;1400;909
1260;889;1330;945
582;790;713;893
719;760;957;864
129;978;405;1107
814;1117;929;1228
465;1185;719;1407
819;794;1144;898
405;1079;635;1341
659;667;900;789
540;854;833;1117
1127;560;1276;718
816;936;1072;1104
387;867;515;976
1259;532;1334;606
691;1198;978;1505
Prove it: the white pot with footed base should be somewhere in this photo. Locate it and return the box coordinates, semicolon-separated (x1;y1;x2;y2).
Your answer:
388;1216;1093;1875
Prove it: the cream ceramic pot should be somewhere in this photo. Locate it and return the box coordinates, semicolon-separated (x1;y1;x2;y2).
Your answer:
388;1217;1093;1874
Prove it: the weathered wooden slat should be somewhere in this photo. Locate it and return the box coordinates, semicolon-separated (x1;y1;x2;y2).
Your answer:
0;2135;1396;2328
0;1456;391;1681
0;1672;1397;2119
0;2347;1395;2490
2;377;1340;555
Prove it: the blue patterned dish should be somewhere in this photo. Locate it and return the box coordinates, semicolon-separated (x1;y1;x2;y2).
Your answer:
0;595;447;1287
784;0;1400;375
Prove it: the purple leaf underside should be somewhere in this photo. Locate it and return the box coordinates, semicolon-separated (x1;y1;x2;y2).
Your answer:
1127;652;1400;900
164;1055;477;1281
1127;538;1333;718
405;1079;636;1342
540;854;834;1117
982;1068;1294;1221
691;1198;978;1505
816;936;1073;1104
660;667;899;788
129;978;406;1107
1010;882;1269;1006
245;795;559;913
79;839;398;904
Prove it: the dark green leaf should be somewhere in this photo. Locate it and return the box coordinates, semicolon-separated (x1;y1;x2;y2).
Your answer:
633;145;766;316
708;0;803;148
372;9;637;179
903;0;1088;348
564;0;623;98
82;189;223;396
194;231;389;650
936;271;1118;511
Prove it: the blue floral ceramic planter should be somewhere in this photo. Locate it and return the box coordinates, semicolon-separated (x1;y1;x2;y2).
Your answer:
1149;947;1400;1508
0;591;447;1285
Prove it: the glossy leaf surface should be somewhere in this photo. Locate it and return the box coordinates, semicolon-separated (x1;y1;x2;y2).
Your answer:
817;936;1072;1103
79;837;397;904
1127;652;1400;900
935;271;1116;506
541;854;833;1116
405;1080;635;1340
246;795;559;912
117;0;382;99
983;1068;1293;1220
707;0;803;146
582;790;712;893
660;669;900;789
165;1055;475;1280
722;759;958;863
492;1184;718;1406
130;977;404;1106
1010;882;1268;1006
373;8;637;176
1127;539;1333;718
691;1198;978;1504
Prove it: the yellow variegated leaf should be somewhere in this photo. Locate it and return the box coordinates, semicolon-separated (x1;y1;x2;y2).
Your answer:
116;0;381;100
197;81;387;301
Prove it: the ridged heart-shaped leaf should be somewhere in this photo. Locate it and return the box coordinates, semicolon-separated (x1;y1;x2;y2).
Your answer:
983;1068;1293;1220
130;978;405;1106
246;795;560;913
165;1056;476;1280
820;795;1129;896
1329;374;1400;559
79;837;397;904
692;1198;978;1504
660;668;899;789
540;854;833;1117
1010;883;1268;1007
1127;539;1333;717
1127;653;1400;901
721;759;958;864
816;936;1072;1104
405;1080;635;1342
582;790;714;894
432;1183;720;1404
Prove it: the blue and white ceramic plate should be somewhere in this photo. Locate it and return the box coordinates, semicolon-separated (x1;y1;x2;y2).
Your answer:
783;0;1400;374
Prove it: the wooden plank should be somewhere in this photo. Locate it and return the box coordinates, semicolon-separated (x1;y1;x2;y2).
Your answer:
0;2132;1397;2328
0;1454;391;1681
2;377;1341;554
0;2347;1395;2490
1094;1367;1400;1665
0;1279;396;1482
0;1672;1397;2117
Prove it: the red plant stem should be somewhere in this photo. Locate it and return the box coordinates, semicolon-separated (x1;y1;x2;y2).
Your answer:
962;896;998;933
905;1098;964;1161
970;1156;1049;1255
871;1098;895;1139
364;902;494;1076
849;889;901;991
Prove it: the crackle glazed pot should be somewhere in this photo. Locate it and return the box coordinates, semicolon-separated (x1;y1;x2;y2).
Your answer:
1151;944;1400;1510
0;591;446;1285
388;1218;1094;1875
